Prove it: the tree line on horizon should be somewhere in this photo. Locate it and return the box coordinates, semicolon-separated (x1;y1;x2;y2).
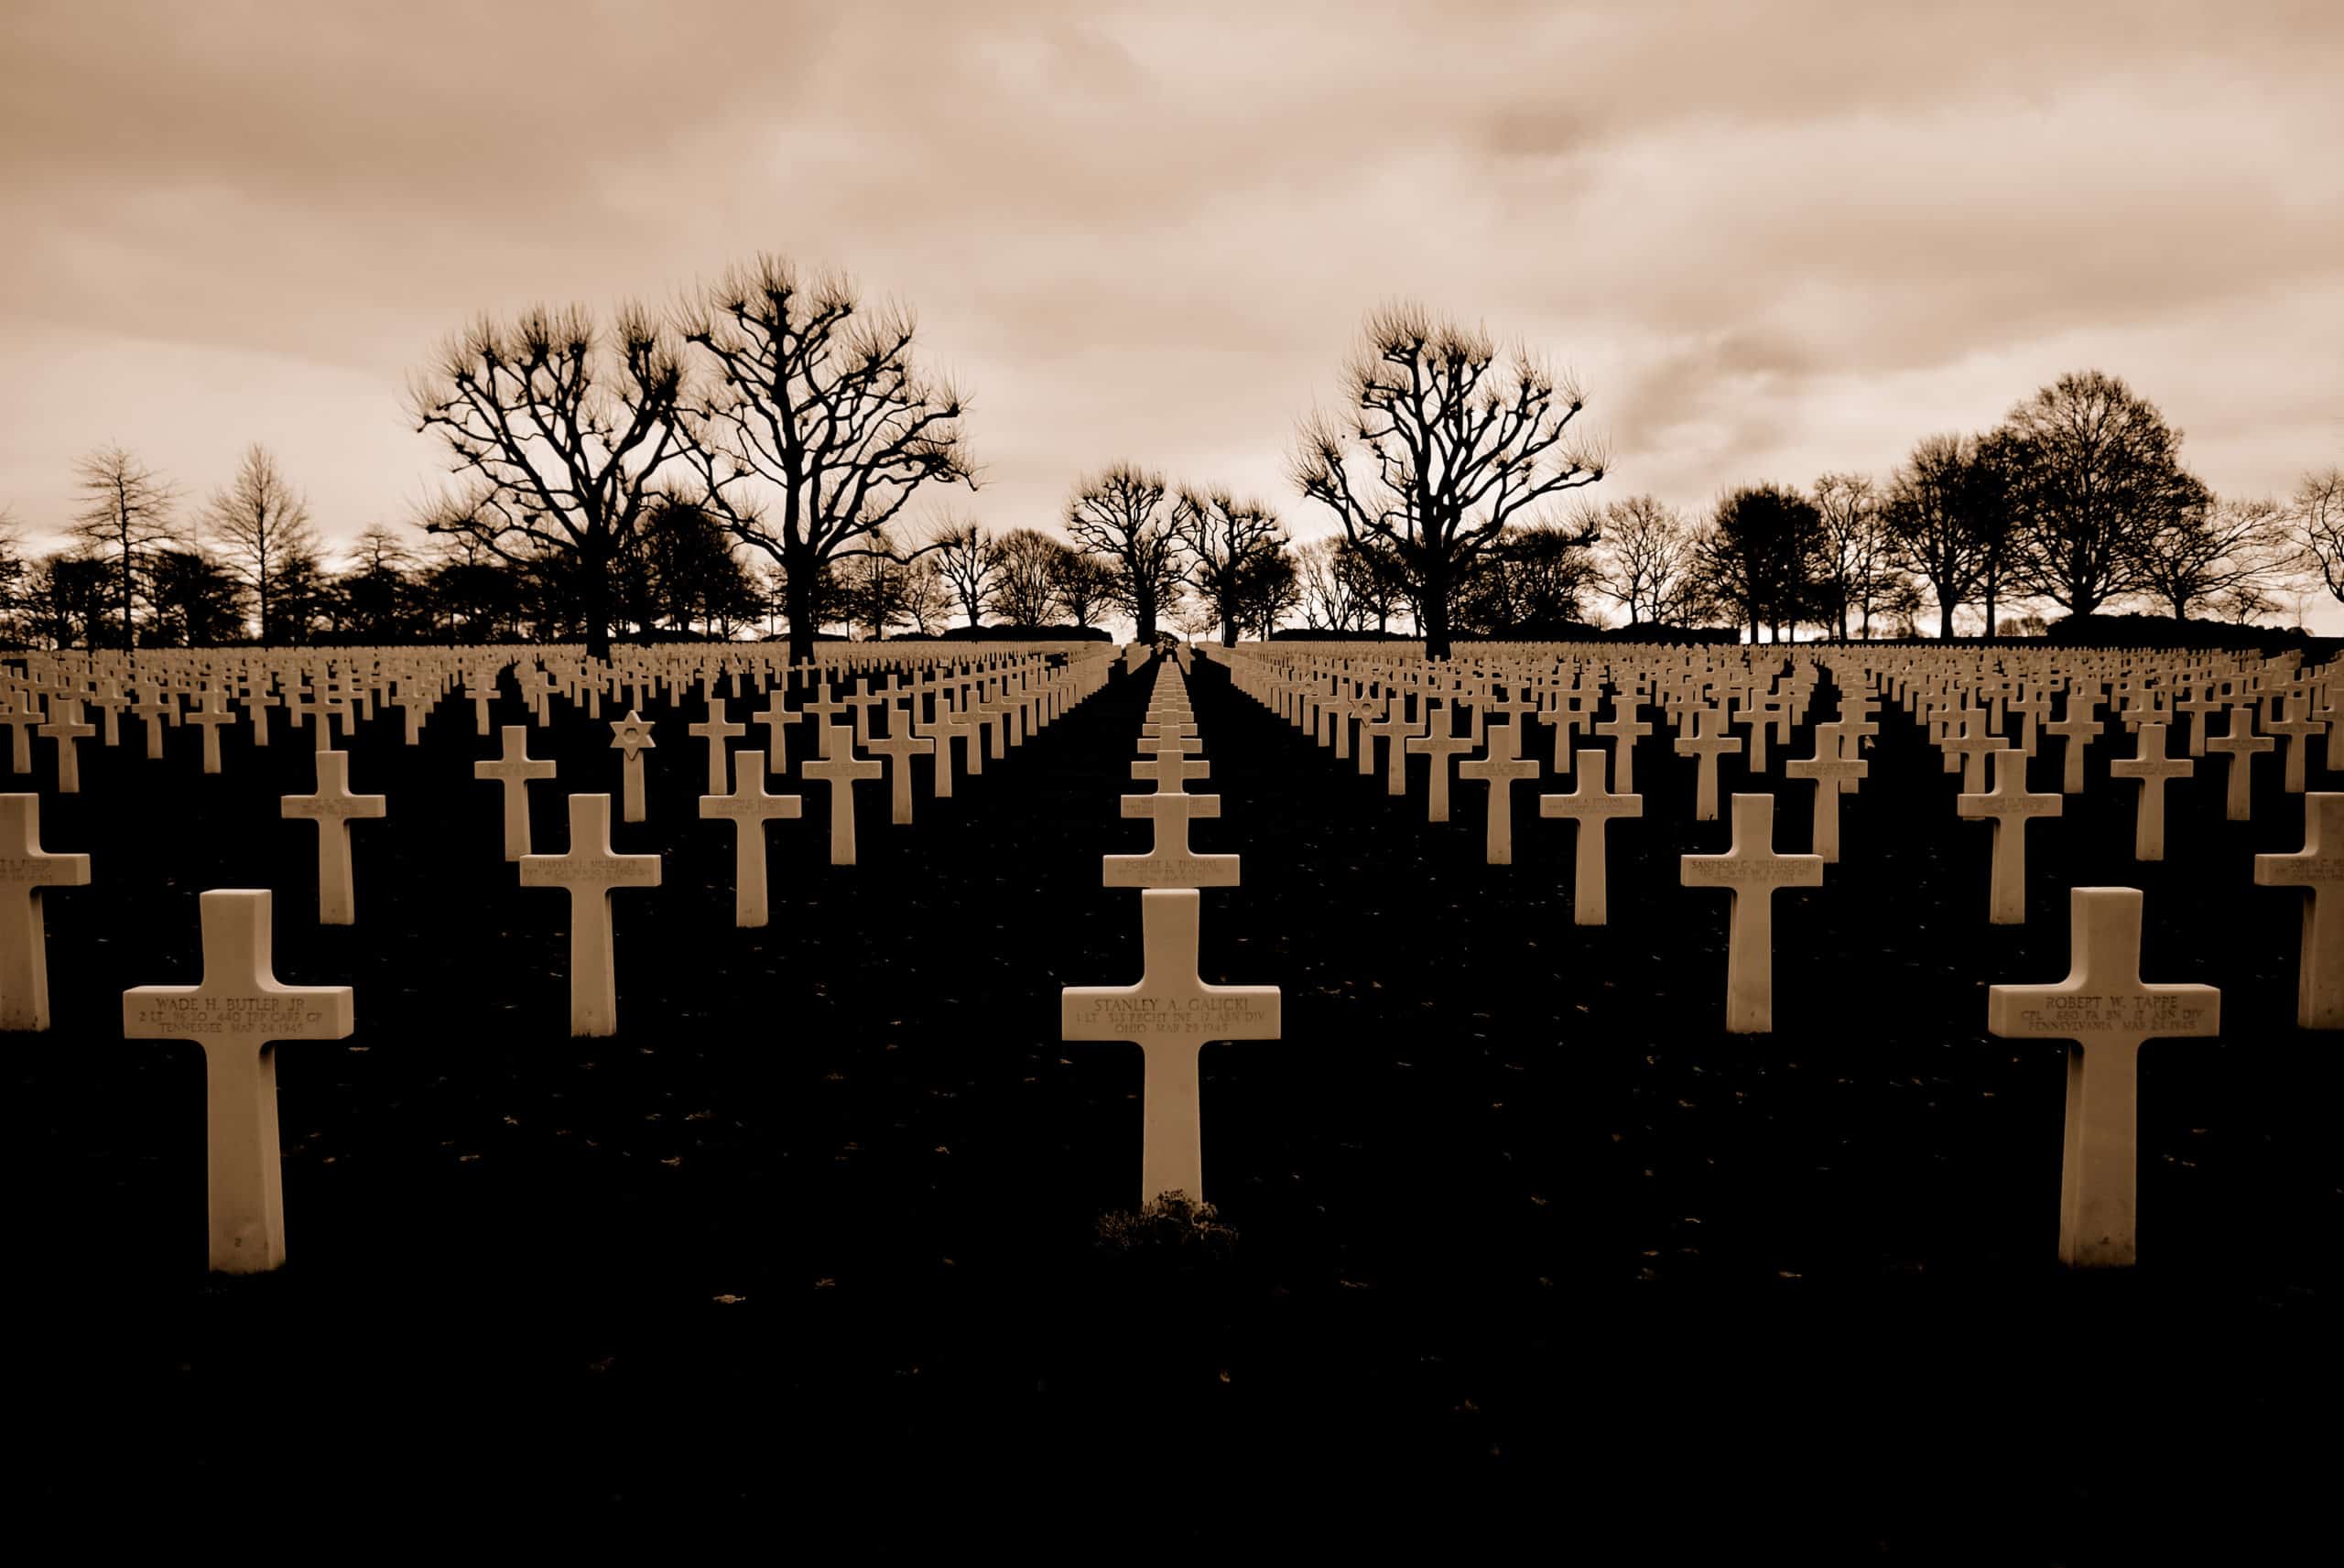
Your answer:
5;256;2339;660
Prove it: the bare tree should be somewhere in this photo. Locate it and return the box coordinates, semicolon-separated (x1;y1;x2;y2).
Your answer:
2135;494;2292;621
1882;434;1989;639
1297;535;1368;633
1291;303;1604;660
901;555;956;635
71;444;182;649
930;516;1002;628
407;302;688;660
839;527;914;640
1046;547;1117;631
202;444;316;646
1593;495;1702;628
2284;466;2344;605
678;255;977;667
1994;370;2207;617
1170;487;1286;648
989;527;1063;626
1808;473;1884;639
1065;463;1186;643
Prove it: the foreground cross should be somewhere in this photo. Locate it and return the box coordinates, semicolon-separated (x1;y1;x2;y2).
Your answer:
1957;748;2062;925
1538;749;1642;925
1681;793;1823;1033
1062;888;1280;1206
123;889;355;1273
2253;792;2344;1029
700;774;803;926
475;725;556;860
0;795;92;1031
519;794;661;1036
281;750;386;925
1987;886;2219;1268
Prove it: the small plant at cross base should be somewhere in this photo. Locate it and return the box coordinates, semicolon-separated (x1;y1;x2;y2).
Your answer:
1094;1191;1240;1263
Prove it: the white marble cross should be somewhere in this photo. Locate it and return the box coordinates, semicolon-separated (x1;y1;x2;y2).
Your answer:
475;724;556;860
1784;721;1867;862
520;794;660;1036
0;794;91;1031
1680;793;1823;1033
700;773;803;927
1957;748;2061;925
1674;706;1742;822
123;889;354;1272
864;729;935;826
1538;748;1642;925
2107;721;2192;862
1987;886;2219;1269
281;749;386;925
1405;711;1477;824
2204;703;2273;821
1105;792;1239;888
38;697;95;794
2253;792;2344;1030
1458;719;1541;864
802;748;882;865
1062;887;1280;1207
184;687;235;773
688;697;745;796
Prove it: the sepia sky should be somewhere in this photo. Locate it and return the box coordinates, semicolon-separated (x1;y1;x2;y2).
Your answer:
3;0;2339;627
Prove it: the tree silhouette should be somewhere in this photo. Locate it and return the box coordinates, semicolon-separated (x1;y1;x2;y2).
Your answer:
408;302;689;661
203;444;317;646
1292;303;1603;660
679;256;976;667
1595;495;1703;629
930;518;1002;629
988;528;1063;627
1171;487;1285;648
1882;434;1990;639
1699;484;1821;642
1993;371;2206;618
1065;464;1186;643
2136;494;2292;621
2284;467;2344;607
71;444;181;649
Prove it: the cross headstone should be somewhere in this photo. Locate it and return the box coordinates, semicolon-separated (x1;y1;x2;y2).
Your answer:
281;749;386;925
519;794;661;1037
1987;886;2219;1268
1062;887;1280;1207
1957;748;2062;925
122;889;355;1272
2252;792;2344;1030
1674;707;1742;822
185;687;235;774
700;773;803;927
1680;793;1823;1033
865;729;935;826
38;697;96;794
2204;703;2273;821
475;724;556;860
802;747;883;865
1538;749;1642;925
688;697;745;796
1104;791;1239;888
2107;721;2192;862
0;794;91;1031
1457;719;1541;865
1784;721;1867;862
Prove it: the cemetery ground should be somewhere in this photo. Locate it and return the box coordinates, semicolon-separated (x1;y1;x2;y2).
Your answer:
15;652;2339;1554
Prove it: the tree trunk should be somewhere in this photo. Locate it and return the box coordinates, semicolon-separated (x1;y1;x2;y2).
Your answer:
786;548;818;670
1421;570;1453;662
1219;612;1237;648
1938;598;1956;639
1134;582;1156;643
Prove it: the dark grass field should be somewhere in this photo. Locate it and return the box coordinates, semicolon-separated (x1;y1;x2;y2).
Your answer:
11;650;2337;1555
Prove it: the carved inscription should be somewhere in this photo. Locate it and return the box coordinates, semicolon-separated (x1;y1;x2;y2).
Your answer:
1682;858;1820;886
1998;991;2216;1038
1102;853;1241;888
127;993;345;1039
1064;991;1278;1041
522;856;659;887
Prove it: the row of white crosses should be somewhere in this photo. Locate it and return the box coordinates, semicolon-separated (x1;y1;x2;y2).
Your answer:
1064;657;1280;1208
1202;639;2344;1269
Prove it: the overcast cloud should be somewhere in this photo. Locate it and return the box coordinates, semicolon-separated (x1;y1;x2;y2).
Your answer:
3;0;2339;625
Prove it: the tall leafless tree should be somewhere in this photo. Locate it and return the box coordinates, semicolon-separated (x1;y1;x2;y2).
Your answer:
1593;494;1702;628
71;444;182;649
407;302;688;660
678;256;977;668
929;517;1002;629
2135;493;2293;620
1046;547;1117;631
1296;535;1369;633
203;443;317;646
1882;434;1989;639
2284;466;2344;606
1065;463;1186;643
1171;487;1286;648
1808;473;1886;639
988;528;1063;626
1291;303;1604;660
1993;370;2207;618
